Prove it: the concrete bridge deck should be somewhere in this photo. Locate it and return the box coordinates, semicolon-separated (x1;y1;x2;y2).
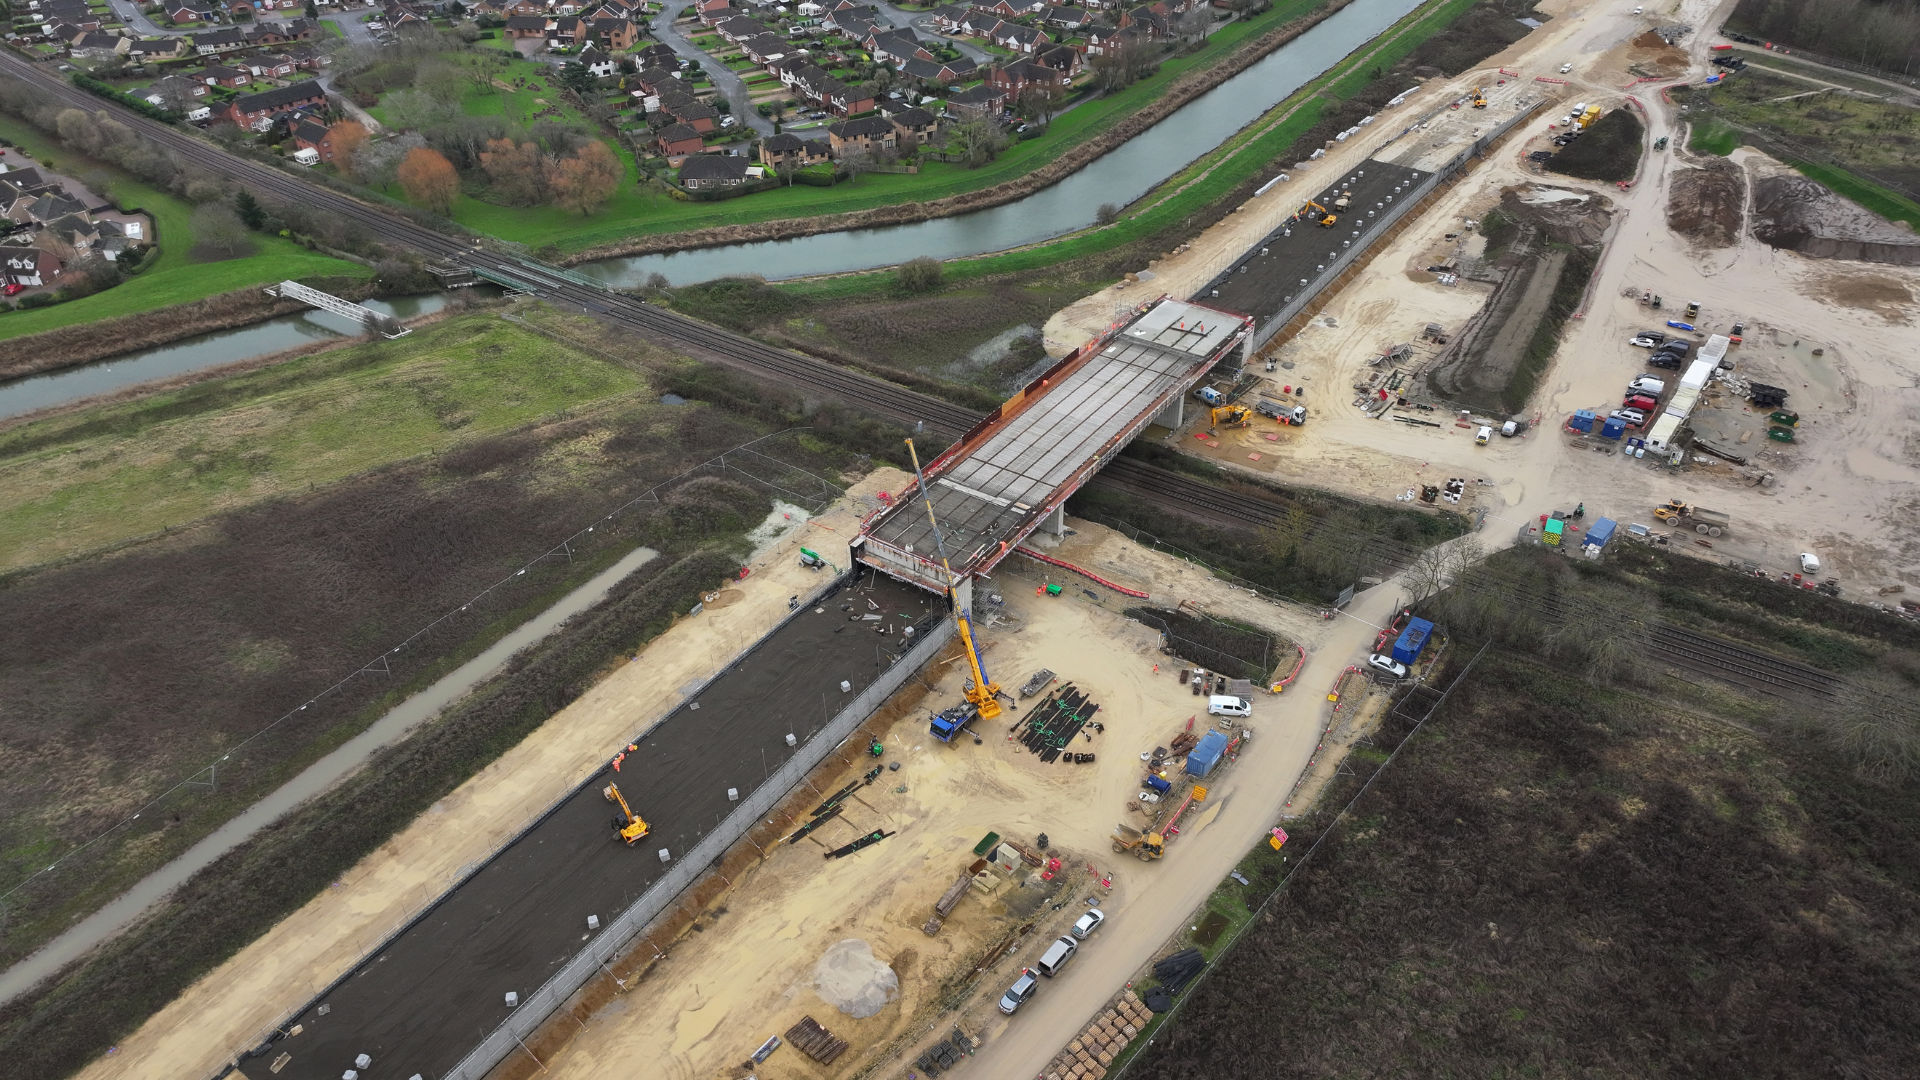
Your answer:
852;298;1253;593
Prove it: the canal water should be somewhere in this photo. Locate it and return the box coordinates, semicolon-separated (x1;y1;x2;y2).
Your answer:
576;0;1426;286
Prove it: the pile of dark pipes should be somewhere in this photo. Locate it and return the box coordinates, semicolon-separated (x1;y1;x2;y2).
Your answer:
1015;683;1101;763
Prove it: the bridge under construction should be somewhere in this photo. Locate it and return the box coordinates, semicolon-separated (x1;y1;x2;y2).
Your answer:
851;297;1254;596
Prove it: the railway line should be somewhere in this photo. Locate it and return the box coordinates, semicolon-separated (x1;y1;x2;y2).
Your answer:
1648;625;1845;699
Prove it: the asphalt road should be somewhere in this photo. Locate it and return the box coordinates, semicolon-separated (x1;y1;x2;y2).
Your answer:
270;569;941;1080
1202;160;1428;327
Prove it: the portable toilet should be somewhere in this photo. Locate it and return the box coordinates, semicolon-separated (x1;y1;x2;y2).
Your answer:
1543;518;1564;546
1185;730;1230;778
1600;416;1626;440
1391;617;1434;665
1569;410;1596;433
1586;517;1617;548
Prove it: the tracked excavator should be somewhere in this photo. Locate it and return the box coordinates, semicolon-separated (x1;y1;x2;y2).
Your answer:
1304;199;1337;227
603;781;650;845
1209;404;1252;431
1471;87;1488;108
905;440;1006;737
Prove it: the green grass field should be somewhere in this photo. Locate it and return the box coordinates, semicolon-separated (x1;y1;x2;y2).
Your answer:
0;116;368;341
0;313;647;569
1689;117;1743;155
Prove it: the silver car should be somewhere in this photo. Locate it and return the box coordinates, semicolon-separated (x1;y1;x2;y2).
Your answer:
1366;653;1407;678
999;968;1039;1014
1071;909;1106;939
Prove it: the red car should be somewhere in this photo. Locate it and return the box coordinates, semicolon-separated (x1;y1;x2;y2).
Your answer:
3;283;24;297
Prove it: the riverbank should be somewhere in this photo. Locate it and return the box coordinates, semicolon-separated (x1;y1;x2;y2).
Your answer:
560;0;1366;265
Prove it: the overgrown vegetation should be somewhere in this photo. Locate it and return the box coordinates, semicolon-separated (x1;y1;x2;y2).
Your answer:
1136;647;1920;1079
1503;242;1596;411
1728;0;1920;79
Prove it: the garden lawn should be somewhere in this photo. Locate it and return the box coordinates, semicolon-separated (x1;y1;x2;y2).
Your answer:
0;313;648;569
0;116;368;340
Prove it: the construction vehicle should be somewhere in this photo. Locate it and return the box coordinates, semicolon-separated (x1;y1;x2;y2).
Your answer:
1209;404;1252;430
905;440;1004;725
1303;199;1337;227
1654;499;1730;536
1332;188;1353;211
1471;87;1488;108
930;702;978;743
603;782;650;845
1112;823;1164;860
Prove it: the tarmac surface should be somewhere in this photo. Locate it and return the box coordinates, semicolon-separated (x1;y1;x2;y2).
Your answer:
270;568;942;1080
1201;161;1428;328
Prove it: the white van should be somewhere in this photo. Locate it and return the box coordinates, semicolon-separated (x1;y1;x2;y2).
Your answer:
1628;376;1666;395
1036;935;1078;977
1207;695;1251;718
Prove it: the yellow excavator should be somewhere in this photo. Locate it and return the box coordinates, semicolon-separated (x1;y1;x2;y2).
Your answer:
1471;87;1488;108
1209;404;1252;431
603;782;650;845
1304;199;1337;227
906;440;1004;726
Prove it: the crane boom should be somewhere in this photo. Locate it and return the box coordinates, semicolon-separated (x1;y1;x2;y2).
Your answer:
904;439;1002;721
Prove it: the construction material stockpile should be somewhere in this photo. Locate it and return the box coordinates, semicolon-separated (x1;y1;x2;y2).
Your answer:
1016;683;1101;764
1143;948;1207;1012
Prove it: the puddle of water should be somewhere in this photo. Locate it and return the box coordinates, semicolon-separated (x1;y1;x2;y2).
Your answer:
1192;909;1231;948
660;392;690;405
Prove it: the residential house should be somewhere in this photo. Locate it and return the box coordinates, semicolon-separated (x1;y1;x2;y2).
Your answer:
928;3;970;32
165;0;216;21
552;0;584;14
285;42;331;70
1043;5;1087;28
828;82;875;116
635;42;678;68
192;28;249;54
898;55;975;86
2;248;61;288
1035;42;1080;77
988;58;1066;95
694;0;738;24
70;31;132;60
194;64;254;89
982;0;1037;16
885;105;940;146
249;52;297;79
39;0;101;25
548;16;587;47
656;122;704;159
95;218;144;257
142;75;208;107
953;8;1002;36
992;22;1050;52
579;43;618;77
665;98;719;132
24;191;87;223
713;15;766;42
1118;4;1168;37
867;29;934;66
588;16;639;50
677;154;751;189
635;66;682;94
757;132;827;170
245;23;291;45
291;116;342;162
504;14;547;37
226;79;327;130
44;212;100;253
496;0;544;14
126;37;192;61
284;17;322;39
944;80;1006;119
826;114;894;157
592;0;641;18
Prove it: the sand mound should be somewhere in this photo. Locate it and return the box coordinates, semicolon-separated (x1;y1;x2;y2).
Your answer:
1751;172;1920;265
812;939;899;1019
1668;158;1744;248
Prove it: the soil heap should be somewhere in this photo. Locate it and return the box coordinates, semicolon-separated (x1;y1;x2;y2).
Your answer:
812;939;899;1019
1750;169;1920;265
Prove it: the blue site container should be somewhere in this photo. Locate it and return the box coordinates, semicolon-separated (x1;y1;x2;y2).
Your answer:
1569;410;1596;433
1391;617;1434;666
1601;417;1626;440
1185;730;1230;778
1144;774;1172;794
1586;517;1617;548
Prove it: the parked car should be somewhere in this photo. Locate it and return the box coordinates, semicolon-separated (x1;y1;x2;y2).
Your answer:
1560;62;1573;73
1628;376;1666;395
1366;653;1408;678
1647;354;1681;370
2;283;23;297
1657;340;1691;358
1629;334;1663;348
999;969;1039;1014
1624;393;1658;412
1799;552;1821;574
1071;909;1106;940
1206;695;1251;718
1611;408;1647;426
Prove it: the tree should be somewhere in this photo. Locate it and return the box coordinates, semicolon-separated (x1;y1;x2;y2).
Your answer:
327;120;368;176
549;141;620;215
1095;202;1119;225
397;146;460;213
354;132;425;188
235;190;266;230
480;137;549;205
950;117;1007;167
558;60;597;95
413;60;469;111
383;88;456;132
55;108;102;154
1016;83;1064;125
190;203;253;259
896;256;943;293
305;0;318;16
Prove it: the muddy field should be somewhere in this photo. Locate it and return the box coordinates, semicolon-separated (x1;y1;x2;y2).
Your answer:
1750;167;1920;265
1667;157;1746;248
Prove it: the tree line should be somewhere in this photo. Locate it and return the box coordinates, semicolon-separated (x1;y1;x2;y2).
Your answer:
1731;0;1920;76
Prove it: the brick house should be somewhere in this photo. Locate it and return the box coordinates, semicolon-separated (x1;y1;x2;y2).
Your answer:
2;247;61;288
678;155;751;189
758;132;827;170
589;16;638;50
226;79;327;130
504;15;547;37
885;105;940;146
826;114;895;157
193;64;253;89
657;122;705;159
291;117;342;162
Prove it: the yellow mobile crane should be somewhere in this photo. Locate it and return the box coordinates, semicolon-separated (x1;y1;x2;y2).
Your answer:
905;440;1004;734
602;781;650;845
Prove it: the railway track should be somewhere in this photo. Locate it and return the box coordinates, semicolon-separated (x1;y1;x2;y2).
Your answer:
1648;625;1844;698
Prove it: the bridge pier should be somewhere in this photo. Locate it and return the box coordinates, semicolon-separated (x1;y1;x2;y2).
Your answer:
1039;505;1066;538
1152;395;1185;430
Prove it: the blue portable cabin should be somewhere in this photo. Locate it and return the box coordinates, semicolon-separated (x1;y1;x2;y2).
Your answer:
1391;617;1434;666
1185;730;1230;778
1585;517;1617;548
1569;410;1596;433
1600;417;1626;440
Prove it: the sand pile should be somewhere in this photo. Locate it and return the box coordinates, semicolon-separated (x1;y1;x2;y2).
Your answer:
1751;171;1920;265
812;939;899;1019
1667;159;1744;248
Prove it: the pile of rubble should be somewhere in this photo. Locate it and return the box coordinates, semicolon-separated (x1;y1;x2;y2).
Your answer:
1043;990;1153;1080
